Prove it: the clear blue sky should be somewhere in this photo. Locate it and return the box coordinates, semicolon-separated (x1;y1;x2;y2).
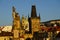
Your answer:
0;0;60;26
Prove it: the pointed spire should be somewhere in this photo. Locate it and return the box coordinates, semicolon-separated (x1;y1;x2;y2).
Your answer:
12;6;15;12
28;13;29;18
22;15;24;19
12;6;16;19
39;13;41;19
31;5;37;18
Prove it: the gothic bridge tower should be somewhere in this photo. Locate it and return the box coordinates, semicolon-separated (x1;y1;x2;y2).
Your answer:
30;5;41;33
27;5;41;40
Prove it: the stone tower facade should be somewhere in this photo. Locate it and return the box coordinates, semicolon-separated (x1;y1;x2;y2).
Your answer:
12;6;20;40
30;5;40;33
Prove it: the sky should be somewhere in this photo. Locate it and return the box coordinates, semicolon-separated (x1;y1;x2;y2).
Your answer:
0;0;60;26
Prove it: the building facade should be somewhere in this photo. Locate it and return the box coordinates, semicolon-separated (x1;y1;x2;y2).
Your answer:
0;5;60;40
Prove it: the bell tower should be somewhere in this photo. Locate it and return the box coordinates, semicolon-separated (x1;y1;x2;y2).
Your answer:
31;5;40;33
12;6;20;40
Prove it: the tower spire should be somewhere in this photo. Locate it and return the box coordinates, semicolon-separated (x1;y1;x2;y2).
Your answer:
28;13;29;18
31;5;37;18
39;13;41;19
12;6;16;19
12;6;15;12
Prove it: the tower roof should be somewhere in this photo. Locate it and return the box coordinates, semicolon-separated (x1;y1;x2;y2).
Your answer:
39;13;41;19
31;5;37;18
12;6;15;12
